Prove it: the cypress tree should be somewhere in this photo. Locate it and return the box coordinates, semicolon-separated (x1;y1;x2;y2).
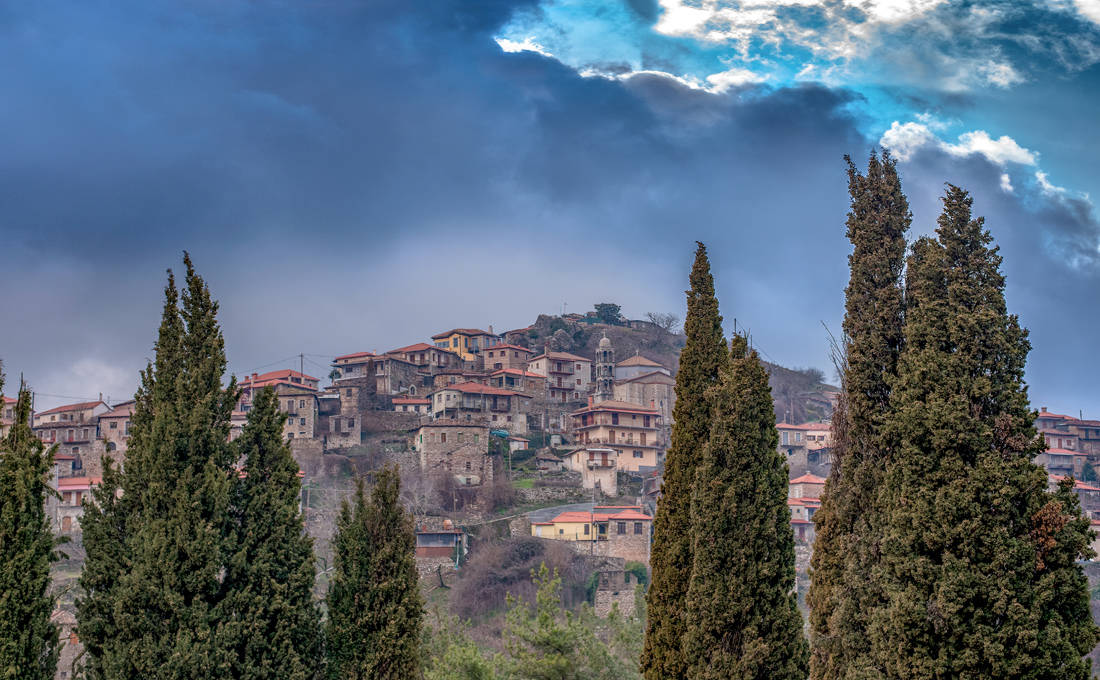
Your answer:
77;255;240;678
808;151;909;679
683;335;808;680
325;465;422;680
870;186;1098;678
219;386;320;679
0;377;60;679
643;242;727;680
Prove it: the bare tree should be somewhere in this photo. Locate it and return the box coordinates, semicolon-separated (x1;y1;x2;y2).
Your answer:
400;467;439;518
646;311;680;332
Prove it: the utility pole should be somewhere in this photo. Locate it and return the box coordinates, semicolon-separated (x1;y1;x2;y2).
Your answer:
300;353;304;377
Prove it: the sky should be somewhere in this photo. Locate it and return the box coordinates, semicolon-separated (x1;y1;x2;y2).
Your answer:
1;0;1098;416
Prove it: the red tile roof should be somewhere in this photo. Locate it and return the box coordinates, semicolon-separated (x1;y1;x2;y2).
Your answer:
431;328;494;339
485;344;535;354
389;342;437;354
35;400;105;417
1046;448;1087;456
548;507;653;523
1037;411;1075;420
617;370;675;385
616;355;663;368
58;476;102;490
2;396;16;405
790;474;827;484
1050;474;1100;491
241;369;318;386
333;351;375;361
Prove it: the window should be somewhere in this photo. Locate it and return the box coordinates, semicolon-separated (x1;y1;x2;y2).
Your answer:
72;447;79;455
299;399;305;408
474;434;479;443
288;432;294;439
634;522;643;535
583;524;590;535
576;379;581;385
559;529;564;535
346;418;354;430
299;418;306;426
633;450;643;458
796;432;803;443
465;461;471;470
61;516;72;533
441;432;447;443
617;522;626;534
346;389;352;397
612;413;619;425
458;433;465;443
781;431;789;445
109;421;118;430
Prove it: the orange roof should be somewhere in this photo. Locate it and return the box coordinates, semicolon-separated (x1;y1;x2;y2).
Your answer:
389;341;435;352
393;397;430;404
58;476;102;489
1037;411;1075;420
240;369;318;388
35;400;105;417
1050;474;1100;491
1046;448;1087;456
431;328;494;339
334;351;375;361
616;355;663;368
549;508;653;523
2;396;16;405
435;381;530;397
790;474;827;484
485;344;534;354
572;400;658;416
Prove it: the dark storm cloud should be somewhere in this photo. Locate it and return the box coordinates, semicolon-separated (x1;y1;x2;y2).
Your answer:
1;0;1097;414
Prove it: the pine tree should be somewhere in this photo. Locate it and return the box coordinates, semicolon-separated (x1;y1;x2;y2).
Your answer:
682;335;808;680
0;377;60;679
218;386;320;679
643;242;727;680
808;151;909;679
869;186;1098;678
325;465;422;680
77;255;240;678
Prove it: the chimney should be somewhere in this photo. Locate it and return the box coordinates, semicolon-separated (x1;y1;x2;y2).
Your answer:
489;324;494;335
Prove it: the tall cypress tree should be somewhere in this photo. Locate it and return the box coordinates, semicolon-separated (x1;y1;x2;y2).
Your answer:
643;242;728;680
77;255;239;678
218;386;320;679
808;151;909;679
0;377;60;679
869;186;1098;678
325;465;422;680
682;335;808;680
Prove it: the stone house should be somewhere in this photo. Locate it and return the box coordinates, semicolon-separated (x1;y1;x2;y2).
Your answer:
430;328;500;362
535;451;565;472
531;506;652;565
372;356;425;396
413;421;492;486
431;370;490;390
331;351;376;381
1050;474;1100;519
239;369;320;393
429;382;532;435
1034;447;1086;478
789;473;826;500
33;400;109;473
393;397;431;414
570;399;662;473
490;368;546;395
98;401;134;455
614;354;670;381
593;568;639;618
482;344;535;371
562;447;619;496
613;371;675;444
321;379;368;449
51;475;100;534
388;342;463;372
528;351;592;402
239;372;320;442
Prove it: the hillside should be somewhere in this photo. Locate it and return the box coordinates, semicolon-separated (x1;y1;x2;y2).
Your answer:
506;312;837;424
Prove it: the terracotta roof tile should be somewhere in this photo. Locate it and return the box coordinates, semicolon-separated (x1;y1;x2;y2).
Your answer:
431;328;494;339
572;400;658;416
35;400;105;417
333;351;375;361
790;474;827;484
616;355;663;368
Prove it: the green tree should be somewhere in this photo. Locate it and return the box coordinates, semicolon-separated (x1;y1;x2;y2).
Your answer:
593;303;623;326
808;151;909;679
503;563;640;680
218;386;320;679
870;186;1098;678
325;466;422;680
77;255;240;678
683;334;808;680
643;242;727;680
422;609;499;680
0;376;60;679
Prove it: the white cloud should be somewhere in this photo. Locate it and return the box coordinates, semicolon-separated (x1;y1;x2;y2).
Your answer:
495;36;553;57
705;67;769;91
1036;170;1067;195
880;121;1037;166
1000;173;1015;192
1072;0;1100;24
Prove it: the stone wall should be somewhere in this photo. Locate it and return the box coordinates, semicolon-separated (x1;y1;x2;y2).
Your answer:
594;571;639;618
515;484;587;505
361;409;421;434
564;530;651;565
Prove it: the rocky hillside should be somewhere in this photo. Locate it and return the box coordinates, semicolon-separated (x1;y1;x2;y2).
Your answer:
506;313;837;424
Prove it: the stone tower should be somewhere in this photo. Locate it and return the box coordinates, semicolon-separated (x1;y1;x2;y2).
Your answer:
595;332;615;403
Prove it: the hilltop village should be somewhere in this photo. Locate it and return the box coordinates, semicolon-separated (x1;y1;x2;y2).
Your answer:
6;307;1100;675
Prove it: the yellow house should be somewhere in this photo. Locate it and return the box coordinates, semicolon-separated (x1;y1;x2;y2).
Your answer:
431;328;499;362
531;506;653;542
